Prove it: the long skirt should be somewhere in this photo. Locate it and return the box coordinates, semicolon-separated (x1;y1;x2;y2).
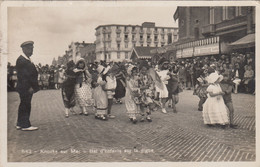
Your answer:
93;86;108;115
202;95;229;125
125;87;139;118
61;86;76;108
114;79;126;99
74;83;93;107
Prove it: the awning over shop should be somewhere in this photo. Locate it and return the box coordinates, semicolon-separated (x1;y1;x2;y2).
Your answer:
229;33;255;49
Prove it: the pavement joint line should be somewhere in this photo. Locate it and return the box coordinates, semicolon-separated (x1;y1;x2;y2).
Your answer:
211;143;225;161
216;145;228;161
201;141;218;161
182;135;205;157
192;138;213;161
188;136;210;160
160;130;194;153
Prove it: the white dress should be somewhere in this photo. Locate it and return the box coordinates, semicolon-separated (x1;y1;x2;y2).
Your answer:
74;74;93;107
156;70;169;98
202;84;229;125
105;75;117;99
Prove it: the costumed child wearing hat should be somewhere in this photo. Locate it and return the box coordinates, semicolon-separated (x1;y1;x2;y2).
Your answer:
125;65;140;124
93;65;109;120
157;58;170;114
220;73;238;129
104;65;118;119
73;58;93;116
138;60;160;122
202;72;229;128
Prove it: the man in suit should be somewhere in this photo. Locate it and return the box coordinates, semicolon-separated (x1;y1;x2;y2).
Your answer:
16;41;40;131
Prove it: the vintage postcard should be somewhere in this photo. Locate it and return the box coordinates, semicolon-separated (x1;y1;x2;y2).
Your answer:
0;1;259;167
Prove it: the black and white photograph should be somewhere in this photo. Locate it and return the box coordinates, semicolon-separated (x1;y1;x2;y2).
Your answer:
0;1;259;167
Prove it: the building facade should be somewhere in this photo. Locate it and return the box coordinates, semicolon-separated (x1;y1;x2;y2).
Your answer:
95;22;178;62
172;6;255;59
66;41;96;63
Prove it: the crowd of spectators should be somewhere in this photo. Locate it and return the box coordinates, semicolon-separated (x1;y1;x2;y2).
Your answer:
166;52;255;94
7;52;255;94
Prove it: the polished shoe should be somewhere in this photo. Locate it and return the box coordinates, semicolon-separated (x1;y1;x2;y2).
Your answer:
83;112;89;116
16;126;22;130
65;114;69;118
161;108;167;114
101;115;107;121
146;117;152;122
108;114;115;119
230;124;238;129
198;108;203;111
132;119;137;124
21;126;39;131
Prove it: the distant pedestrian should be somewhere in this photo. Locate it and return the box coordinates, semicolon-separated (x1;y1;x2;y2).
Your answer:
202;72;229;128
16;41;39;131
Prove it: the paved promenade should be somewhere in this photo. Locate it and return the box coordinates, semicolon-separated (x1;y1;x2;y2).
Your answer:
7;89;255;162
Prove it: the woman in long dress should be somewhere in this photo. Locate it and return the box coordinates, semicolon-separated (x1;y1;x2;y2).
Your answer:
61;60;77;118
114;64;126;104
202;72;229;128
74;58;93;116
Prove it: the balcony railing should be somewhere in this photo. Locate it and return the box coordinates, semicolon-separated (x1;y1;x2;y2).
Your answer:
139;30;144;34
124;38;129;42
161;39;166;43
132;38;137;42
139;39;144;43
124;30;129;34
154;39;159;43
146;29;152;34
202;24;216;35
116;37;122;42
106;29;112;34
104;38;112;42
147;38;152;43
116;29;121;34
160;31;165;35
154;30;159;35
132;30;137;34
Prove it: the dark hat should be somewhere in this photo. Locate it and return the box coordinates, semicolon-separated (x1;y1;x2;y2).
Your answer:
20;41;34;47
158;57;169;65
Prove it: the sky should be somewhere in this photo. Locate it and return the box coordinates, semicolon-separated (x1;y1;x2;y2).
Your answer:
7;4;178;65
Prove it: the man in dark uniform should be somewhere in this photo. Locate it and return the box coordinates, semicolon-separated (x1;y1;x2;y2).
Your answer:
16;41;39;131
